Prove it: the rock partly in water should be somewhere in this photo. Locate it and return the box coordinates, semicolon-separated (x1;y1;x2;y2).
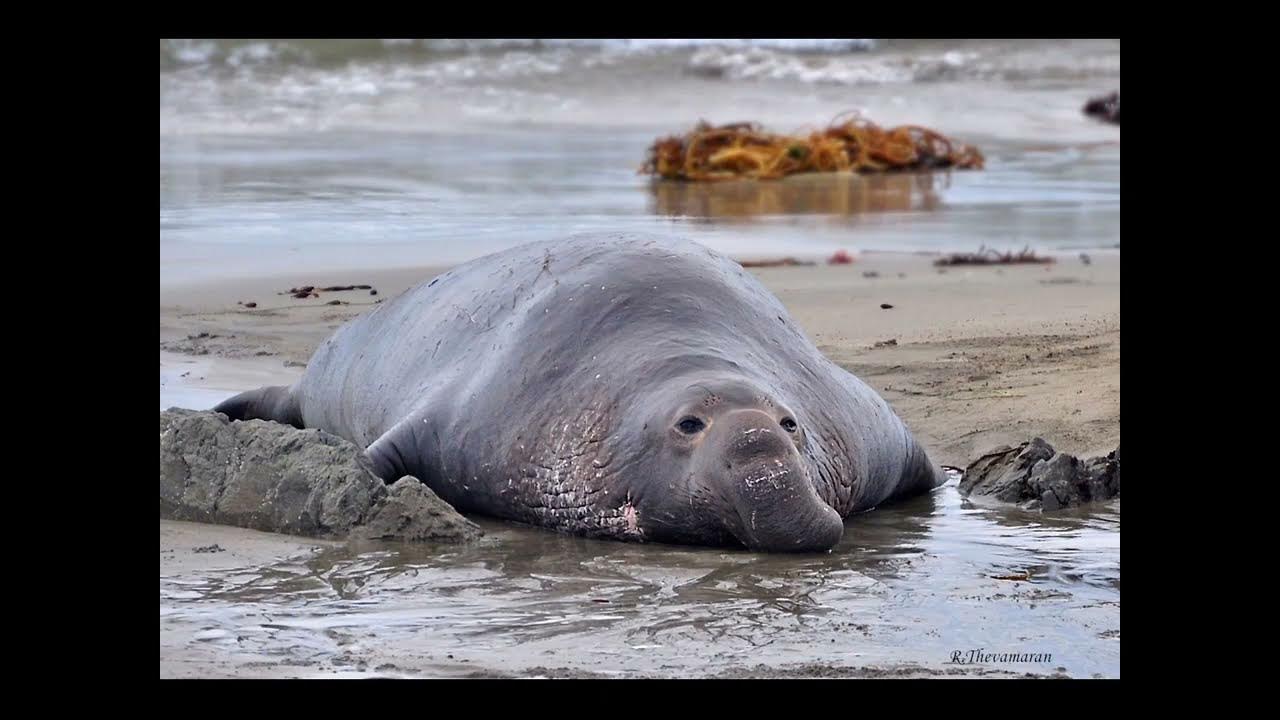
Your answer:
1083;91;1120;125
958;438;1119;511
354;477;485;543
159;409;482;543
957;438;1056;504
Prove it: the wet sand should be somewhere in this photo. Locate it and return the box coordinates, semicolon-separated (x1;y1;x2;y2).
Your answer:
159;250;1119;679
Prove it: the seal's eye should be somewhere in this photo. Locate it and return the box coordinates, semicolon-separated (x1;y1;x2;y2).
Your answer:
676;417;706;435
780;417;798;433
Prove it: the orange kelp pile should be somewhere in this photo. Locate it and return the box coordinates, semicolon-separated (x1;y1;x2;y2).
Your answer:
641;117;985;182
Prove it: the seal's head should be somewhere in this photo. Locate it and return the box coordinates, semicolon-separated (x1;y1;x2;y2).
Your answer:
629;374;844;552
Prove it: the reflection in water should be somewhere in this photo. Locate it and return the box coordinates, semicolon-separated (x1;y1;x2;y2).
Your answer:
647;172;947;221
160;480;1119;678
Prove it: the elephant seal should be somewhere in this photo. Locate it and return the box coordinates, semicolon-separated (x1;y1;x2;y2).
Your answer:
215;233;946;552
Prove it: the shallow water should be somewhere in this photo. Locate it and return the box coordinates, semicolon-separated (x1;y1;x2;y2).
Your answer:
159;476;1119;678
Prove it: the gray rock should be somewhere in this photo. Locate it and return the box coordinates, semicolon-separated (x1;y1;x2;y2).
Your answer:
1027;452;1080;509
956;438;1056;503
958;437;1120;511
1040;489;1062;512
1079;458;1113;502
353;477;484;543
160;409;482;542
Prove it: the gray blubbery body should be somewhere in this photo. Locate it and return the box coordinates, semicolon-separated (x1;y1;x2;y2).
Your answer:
216;234;945;551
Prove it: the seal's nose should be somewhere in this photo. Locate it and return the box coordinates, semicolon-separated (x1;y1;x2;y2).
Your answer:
713;410;844;553
732;472;845;552
723;410;791;465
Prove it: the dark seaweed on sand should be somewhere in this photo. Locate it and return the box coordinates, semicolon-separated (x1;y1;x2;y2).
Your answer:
934;246;1055;267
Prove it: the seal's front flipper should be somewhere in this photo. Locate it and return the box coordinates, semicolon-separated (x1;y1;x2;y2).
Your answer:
213;385;302;428
362;417;425;483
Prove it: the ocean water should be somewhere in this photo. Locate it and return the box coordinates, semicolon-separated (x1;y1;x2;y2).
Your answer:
159;38;1119;286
